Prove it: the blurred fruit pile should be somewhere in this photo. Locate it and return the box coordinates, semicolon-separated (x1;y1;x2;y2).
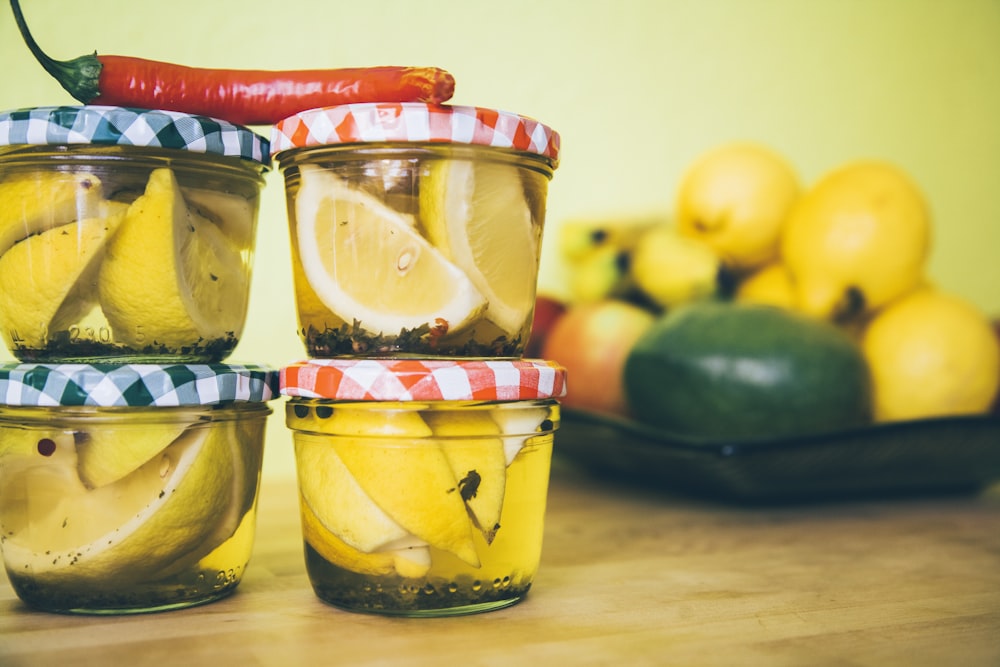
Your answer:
530;142;1000;439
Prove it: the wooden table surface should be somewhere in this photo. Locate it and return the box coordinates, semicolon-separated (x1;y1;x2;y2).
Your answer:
2;459;999;666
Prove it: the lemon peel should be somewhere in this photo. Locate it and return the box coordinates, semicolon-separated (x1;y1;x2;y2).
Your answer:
295;166;486;337
0;209;125;350
98;168;246;350
420;160;539;332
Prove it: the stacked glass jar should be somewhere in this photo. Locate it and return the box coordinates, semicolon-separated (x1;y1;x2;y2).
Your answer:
0;106;279;614
272;103;567;616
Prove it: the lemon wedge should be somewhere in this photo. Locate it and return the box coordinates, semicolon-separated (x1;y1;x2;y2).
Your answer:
318;407;481;567
0;208;126;350
98;168;246;351
76;421;192;488
295;433;415;553
0;422;239;586
0;172;106;256
294;166;486;337
490;405;553;465
184;187;257;249
300;500;431;578
420;160;539;332
423;409;507;544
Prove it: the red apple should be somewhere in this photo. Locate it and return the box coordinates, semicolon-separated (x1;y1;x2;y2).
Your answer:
525;295;567;358
541;299;655;417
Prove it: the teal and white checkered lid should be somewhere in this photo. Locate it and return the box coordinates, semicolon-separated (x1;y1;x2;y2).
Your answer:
0;363;279;408
0;105;269;166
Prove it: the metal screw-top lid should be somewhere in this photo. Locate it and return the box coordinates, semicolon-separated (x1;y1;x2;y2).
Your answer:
0;363;279;407
280;358;567;402
0;105;270;166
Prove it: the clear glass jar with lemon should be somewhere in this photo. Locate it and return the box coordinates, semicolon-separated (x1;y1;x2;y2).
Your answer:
0;363;278;614
281;359;565;616
271;103;560;358
0;106;269;363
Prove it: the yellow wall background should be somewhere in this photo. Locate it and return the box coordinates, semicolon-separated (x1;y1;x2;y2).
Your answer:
1;0;998;481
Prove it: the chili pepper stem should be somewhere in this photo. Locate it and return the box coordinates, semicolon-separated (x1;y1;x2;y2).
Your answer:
9;0;103;103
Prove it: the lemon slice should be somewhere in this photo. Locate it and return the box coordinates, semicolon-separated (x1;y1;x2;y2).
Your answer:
0;172;106;256
420;160;539;332
0;422;239;586
491;406;553;465
294;166;486;337
76;421;191;488
423;410;507;544
318;407;480;567
300;500;431;578
184;187;257;249
295;433;414;553
98;168;246;350
0;208;126;350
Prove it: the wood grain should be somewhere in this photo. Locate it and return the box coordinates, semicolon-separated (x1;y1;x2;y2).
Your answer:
2;460;998;666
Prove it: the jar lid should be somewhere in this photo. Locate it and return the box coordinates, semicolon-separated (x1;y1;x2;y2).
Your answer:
270;102;560;165
0;363;279;408
0;106;270;166
280;358;567;402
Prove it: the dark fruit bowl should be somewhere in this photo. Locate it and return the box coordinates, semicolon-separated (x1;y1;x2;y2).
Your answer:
555;408;1000;503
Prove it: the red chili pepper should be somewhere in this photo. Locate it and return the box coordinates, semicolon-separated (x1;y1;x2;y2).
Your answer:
10;0;455;126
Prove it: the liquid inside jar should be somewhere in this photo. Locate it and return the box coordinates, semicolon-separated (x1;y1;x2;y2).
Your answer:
288;399;558;616
279;145;553;358
0;404;268;614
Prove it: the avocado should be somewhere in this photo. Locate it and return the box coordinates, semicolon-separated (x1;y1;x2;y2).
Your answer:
623;301;873;440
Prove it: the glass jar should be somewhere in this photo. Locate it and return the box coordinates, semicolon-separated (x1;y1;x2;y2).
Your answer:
0;362;278;614
0;106;270;363
271;103;560;358
280;358;566;616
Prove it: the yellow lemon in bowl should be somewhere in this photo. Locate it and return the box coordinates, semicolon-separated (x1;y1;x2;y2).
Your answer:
675;142;801;271
861;288;1000;422
782;160;931;322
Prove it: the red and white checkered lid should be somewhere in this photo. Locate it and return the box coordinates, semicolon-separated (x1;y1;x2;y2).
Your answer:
270;103;560;165
280;358;567;402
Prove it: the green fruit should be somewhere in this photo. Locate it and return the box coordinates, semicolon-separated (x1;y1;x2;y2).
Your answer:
623;301;872;440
